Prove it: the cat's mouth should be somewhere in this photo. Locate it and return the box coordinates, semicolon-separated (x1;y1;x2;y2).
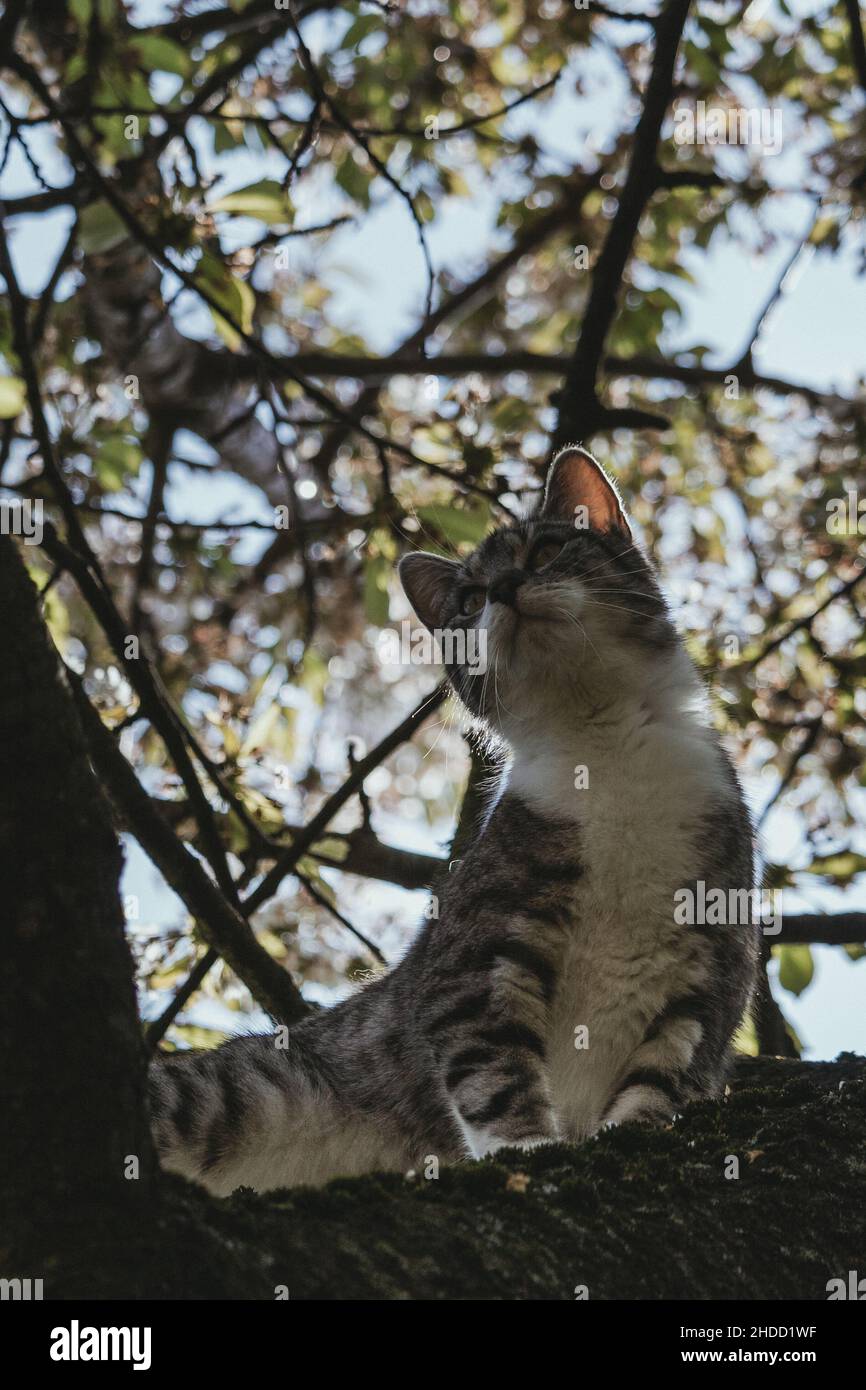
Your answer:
509;591;583;626
484;598;574;664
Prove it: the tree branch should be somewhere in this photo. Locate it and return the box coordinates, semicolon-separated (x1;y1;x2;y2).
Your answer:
551;0;692;448
741;564;866;672
70;678;309;1028
775;914;866;946
843;0;866;95
40;524;245;908
241;683;448;917
244;347;863;418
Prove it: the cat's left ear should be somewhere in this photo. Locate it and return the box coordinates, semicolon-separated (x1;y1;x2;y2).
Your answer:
399;551;460;632
541;447;632;539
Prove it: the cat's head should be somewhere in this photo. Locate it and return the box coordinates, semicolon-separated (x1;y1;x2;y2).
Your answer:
398;448;677;737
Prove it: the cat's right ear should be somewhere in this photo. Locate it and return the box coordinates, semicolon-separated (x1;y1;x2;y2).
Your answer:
398;552;459;632
541;447;632;538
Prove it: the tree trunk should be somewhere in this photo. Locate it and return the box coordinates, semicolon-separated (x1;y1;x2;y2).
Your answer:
0;536;154;1211
5;1052;864;1300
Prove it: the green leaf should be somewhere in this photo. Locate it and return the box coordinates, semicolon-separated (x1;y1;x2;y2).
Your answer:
213;119;244;154
78;201;128;255
810;215;840;250
235;784;287;835
65;53;87;84
297;858;337;906
364;553;391;626
130;35;192;78
311;837;350;863
239;702;295;758
69;0;114;24
209;179;294;227
169;1025;226;1050
775;944;814;997
416;500;491;549
805;851;866;882
298;649;328;705
94;436;142;491
490;397;532;432
335;154;372;208
197;252;255;350
0;376;26;419
341;14;385;49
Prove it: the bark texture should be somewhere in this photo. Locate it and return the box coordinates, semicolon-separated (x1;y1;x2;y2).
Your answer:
6;1054;865;1300
0;536;154;1206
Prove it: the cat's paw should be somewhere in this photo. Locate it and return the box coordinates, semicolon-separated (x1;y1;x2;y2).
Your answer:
603;1087;677;1129
511;1132;560;1151
476;1126;561;1158
462;1125;508;1160
460;1111;560;1160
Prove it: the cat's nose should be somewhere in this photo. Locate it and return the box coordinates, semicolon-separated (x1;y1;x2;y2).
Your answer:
488;569;526;607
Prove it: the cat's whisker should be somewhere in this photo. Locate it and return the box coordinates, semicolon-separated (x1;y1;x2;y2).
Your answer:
401;509;461;562
492;647;505;728
584;587;665;602
584;570;661;587
583;600;660;620
585;584;660;593
573;541;645;581
441;694;461;787
544;600;607;670
421;705;456;761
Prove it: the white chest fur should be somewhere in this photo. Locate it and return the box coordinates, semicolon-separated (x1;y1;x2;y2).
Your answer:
506;680;725;1137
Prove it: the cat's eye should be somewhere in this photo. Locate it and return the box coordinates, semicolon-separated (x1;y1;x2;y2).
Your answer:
530;538;565;570
459;587;486;617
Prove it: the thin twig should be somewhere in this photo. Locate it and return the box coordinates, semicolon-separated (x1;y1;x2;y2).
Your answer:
287;4;436;325
242;682;447;916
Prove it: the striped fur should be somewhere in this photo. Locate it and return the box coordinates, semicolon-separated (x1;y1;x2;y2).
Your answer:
149;448;759;1193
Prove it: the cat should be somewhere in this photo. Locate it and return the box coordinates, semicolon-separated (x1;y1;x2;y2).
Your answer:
148;447;759;1194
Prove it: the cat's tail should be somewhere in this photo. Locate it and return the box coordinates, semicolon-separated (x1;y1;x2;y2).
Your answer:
147;1033;313;1195
148;1032;412;1193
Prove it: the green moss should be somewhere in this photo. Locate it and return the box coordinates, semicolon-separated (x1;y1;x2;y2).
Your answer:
7;1055;865;1301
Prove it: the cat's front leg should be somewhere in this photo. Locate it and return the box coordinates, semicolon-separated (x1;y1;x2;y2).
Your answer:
599;992;706;1130
452;1066;560;1160
429;930;562;1160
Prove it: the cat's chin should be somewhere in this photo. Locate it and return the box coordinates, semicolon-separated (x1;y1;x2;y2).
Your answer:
485;613;557;674
478;605;602;717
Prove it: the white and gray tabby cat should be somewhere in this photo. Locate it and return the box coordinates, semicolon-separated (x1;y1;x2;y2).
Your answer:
149;447;759;1194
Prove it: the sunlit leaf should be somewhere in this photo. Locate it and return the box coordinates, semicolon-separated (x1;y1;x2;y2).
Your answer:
311;837;350;863
130;34;192;78
94;436;142;491
416;500;492;549
209;179;294;226
0;376;26;419
806;852;866;883
78;201;128;255
775;944;814;997
197;252;255;350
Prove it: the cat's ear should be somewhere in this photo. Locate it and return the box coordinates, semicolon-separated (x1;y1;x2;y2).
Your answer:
398;552;459;631
541;447;632;539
